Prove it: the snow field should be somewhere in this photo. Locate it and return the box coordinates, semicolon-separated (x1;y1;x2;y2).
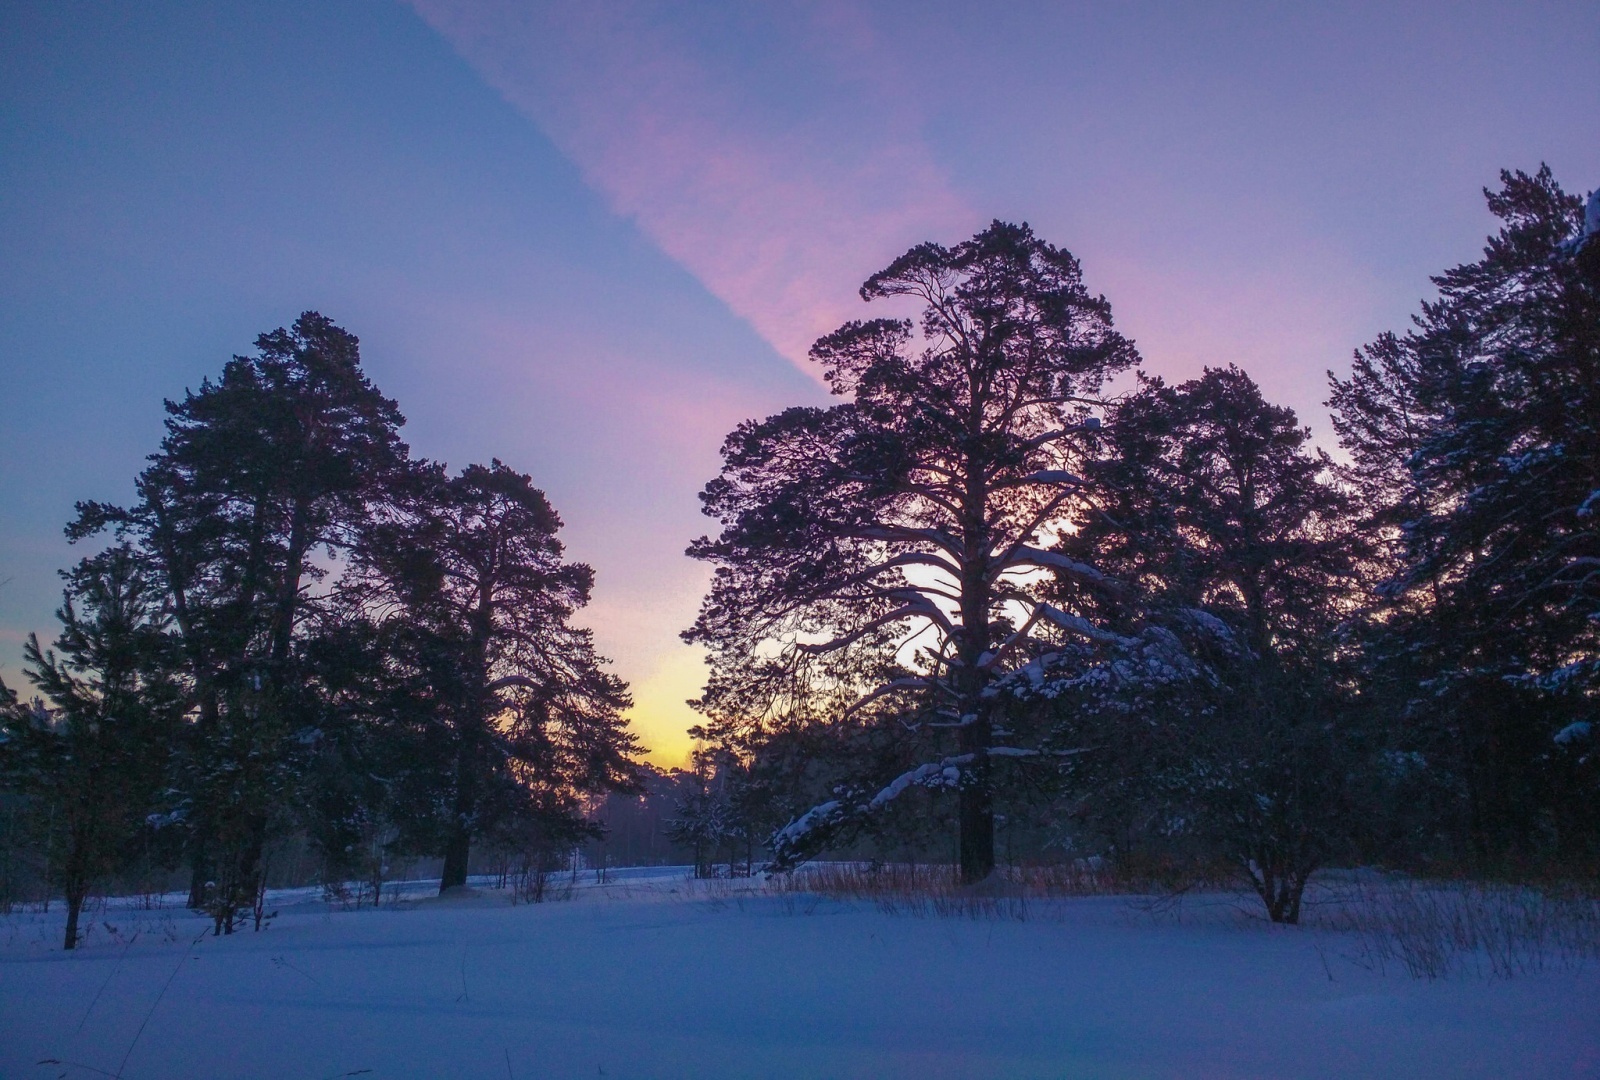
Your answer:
2;869;1597;1079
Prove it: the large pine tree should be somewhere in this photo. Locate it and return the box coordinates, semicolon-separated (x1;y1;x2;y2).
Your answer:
71;313;408;926
686;221;1137;883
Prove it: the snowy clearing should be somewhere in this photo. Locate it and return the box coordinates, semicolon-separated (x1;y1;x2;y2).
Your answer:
2;869;1597;1080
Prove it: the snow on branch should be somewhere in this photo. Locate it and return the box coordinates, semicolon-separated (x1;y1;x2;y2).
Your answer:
486;674;538;693
852;524;964;558
1020;418;1100;451
998;546;1114;586
1016;469;1084;487
866;755;970;810
874;549;962;579
1175;606;1235;643
826;550;963;592
768;746;1078;868
1034;603;1133;646
769;800;844;852
1554;721;1592;746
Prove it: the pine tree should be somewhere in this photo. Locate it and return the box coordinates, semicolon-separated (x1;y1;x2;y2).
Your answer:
1041;367;1365;922
1328;168;1600;865
1062;367;1359;657
69;313;408;927
665;763;726;879
686;221;1138;883
347;460;641;893
296;617;402;905
0;546;182;947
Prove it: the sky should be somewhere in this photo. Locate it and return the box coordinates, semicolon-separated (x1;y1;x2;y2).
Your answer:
1;1;1595;765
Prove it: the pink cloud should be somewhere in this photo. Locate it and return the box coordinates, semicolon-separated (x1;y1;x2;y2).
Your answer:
407;0;973;376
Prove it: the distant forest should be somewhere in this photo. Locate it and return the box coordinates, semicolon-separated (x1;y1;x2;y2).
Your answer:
4;167;1596;948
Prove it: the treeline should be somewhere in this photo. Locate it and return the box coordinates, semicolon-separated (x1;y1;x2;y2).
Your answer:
3;168;1595;945
1;315;642;947
676;167;1599;921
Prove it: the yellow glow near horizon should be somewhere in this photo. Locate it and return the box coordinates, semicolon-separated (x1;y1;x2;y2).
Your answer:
622;648;708;770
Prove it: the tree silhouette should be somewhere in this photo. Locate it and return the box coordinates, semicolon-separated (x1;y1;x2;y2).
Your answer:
687;222;1137;883
348;460;641;892
69;312;409;925
1048;367;1364;921
2;547;182;946
1329;168;1600;863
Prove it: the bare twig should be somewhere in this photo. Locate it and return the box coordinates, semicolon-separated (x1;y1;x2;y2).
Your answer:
74;931;141;1035
37;1058;121;1079
116;926;208;1077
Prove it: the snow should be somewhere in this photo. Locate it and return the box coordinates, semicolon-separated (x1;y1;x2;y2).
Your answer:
1006;547;1112;586
1034;603;1129;645
3;870;1597;1079
770;800;841;848
868;760;963;809
1554;720;1592;745
1019;470;1084;486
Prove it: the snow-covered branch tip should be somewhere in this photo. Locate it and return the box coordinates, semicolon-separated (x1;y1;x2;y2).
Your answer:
1010;469;1086;489
767;745;1091;870
997;546;1115;587
1034;603;1134;646
768;800;844;855
485;674;539;693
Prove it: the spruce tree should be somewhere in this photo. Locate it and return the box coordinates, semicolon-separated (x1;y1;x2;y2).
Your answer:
1042;367;1364;922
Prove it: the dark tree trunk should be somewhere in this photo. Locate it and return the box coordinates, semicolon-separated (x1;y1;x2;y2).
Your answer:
1265;874;1307;925
63;888;86;950
183;685;218;912
958;719;995;885
957;785;995;884
954;426;997;887
440;826;471;892
1250;854;1312;925
252;845;273;930
187;852;209;910
236;823;267;931
440;739;477;893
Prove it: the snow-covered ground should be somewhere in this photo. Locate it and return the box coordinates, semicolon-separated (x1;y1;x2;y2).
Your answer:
2;869;1596;1079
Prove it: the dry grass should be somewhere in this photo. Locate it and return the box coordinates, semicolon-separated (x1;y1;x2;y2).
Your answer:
765;863;1029;920
1314;876;1600;979
759;858;1225;921
509;863;577;905
761;863;1600;978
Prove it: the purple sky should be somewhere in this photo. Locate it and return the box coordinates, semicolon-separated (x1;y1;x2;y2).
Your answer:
2;1;1595;762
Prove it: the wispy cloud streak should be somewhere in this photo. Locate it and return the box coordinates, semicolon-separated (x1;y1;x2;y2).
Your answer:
408;0;972;373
